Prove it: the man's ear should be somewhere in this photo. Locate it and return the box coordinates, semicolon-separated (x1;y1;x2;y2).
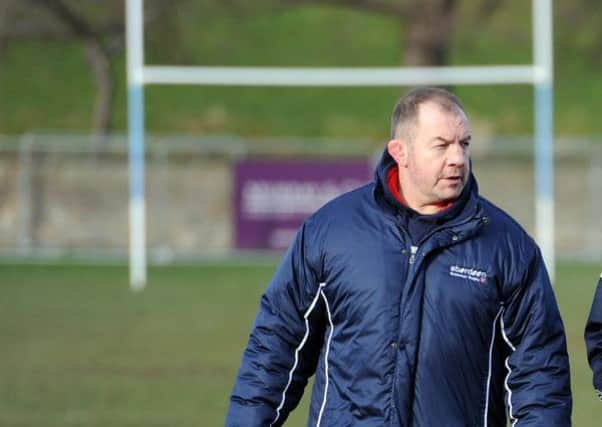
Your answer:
387;139;408;167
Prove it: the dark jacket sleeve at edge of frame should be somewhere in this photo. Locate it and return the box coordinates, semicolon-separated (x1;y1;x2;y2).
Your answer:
585;276;602;399
226;220;326;427
500;247;573;426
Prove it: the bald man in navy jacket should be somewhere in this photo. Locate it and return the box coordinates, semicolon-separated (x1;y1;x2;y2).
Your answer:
585;273;602;400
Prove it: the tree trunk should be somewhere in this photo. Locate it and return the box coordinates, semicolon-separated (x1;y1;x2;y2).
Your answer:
0;0;17;64
402;0;457;66
26;0;116;134
84;39;113;134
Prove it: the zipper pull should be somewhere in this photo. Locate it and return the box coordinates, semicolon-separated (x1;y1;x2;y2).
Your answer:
409;245;418;265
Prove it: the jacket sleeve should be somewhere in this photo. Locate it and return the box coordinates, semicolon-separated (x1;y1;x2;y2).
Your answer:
226;221;326;427
585;276;602;400
500;248;572;426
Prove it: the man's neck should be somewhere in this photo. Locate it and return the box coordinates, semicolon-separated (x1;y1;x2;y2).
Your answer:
404;193;453;215
387;167;453;215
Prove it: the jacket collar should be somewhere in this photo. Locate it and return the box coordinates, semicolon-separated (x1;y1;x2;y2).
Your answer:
373;147;482;230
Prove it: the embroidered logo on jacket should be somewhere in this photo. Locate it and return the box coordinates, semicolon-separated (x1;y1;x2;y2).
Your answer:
449;265;488;284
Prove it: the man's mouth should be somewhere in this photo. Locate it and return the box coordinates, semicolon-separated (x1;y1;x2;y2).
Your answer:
443;176;463;183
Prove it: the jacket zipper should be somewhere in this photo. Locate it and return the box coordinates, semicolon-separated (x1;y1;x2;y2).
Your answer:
389;214;485;425
389;242;418;426
409;245;418;265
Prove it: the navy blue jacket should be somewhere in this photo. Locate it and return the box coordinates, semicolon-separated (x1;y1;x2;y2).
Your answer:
585;275;602;399
227;151;572;426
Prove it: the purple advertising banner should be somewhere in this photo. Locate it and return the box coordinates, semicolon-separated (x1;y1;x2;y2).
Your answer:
234;158;373;250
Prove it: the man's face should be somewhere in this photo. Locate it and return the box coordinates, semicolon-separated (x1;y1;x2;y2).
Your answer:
395;102;471;211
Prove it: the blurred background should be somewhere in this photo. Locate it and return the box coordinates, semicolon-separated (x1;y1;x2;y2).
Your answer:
0;0;600;425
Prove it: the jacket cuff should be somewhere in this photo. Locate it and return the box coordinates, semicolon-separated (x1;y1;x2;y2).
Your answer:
595;370;602;400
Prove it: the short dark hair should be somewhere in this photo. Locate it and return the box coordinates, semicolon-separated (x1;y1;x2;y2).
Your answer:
390;87;466;140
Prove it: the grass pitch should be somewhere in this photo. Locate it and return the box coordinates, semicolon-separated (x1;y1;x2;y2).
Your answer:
0;262;599;426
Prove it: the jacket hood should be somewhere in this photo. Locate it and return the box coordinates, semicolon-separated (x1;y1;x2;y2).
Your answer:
373;146;479;217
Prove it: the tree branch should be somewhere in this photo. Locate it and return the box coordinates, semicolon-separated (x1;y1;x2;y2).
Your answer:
26;0;98;39
275;0;406;17
25;0;115;134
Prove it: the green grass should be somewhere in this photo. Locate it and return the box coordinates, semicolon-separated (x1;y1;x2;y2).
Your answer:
0;264;273;426
0;262;599;426
1;2;602;137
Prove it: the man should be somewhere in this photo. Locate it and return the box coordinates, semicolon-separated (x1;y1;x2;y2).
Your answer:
226;87;572;426
585;273;602;400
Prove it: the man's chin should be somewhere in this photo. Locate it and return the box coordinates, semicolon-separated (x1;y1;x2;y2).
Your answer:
438;188;463;202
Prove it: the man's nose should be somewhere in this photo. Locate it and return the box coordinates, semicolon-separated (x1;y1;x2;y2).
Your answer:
447;143;467;166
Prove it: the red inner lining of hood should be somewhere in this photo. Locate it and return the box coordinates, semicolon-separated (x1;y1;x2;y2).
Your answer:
386;166;453;212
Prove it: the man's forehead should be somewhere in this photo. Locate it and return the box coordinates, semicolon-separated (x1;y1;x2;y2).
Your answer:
416;102;470;132
417;101;466;120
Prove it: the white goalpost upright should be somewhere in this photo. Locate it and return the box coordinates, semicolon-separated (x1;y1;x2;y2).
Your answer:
126;0;147;290
126;0;555;289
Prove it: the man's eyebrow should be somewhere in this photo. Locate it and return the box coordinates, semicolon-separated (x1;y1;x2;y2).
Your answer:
431;136;453;144
430;135;472;144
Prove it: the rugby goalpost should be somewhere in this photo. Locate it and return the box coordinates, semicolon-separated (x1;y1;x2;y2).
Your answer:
126;0;555;289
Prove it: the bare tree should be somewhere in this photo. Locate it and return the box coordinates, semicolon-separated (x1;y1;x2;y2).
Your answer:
270;0;458;66
240;0;509;66
0;0;174;134
557;0;602;65
0;0;18;62
29;0;118;134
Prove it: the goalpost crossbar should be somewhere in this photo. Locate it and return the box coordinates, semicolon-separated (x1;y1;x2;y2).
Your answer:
126;0;555;289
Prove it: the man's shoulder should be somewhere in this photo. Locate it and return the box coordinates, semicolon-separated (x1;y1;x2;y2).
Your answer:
476;195;538;249
475;196;547;291
301;181;377;239
312;181;376;218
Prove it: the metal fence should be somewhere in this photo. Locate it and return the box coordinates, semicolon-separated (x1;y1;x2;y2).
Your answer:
0;133;600;263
